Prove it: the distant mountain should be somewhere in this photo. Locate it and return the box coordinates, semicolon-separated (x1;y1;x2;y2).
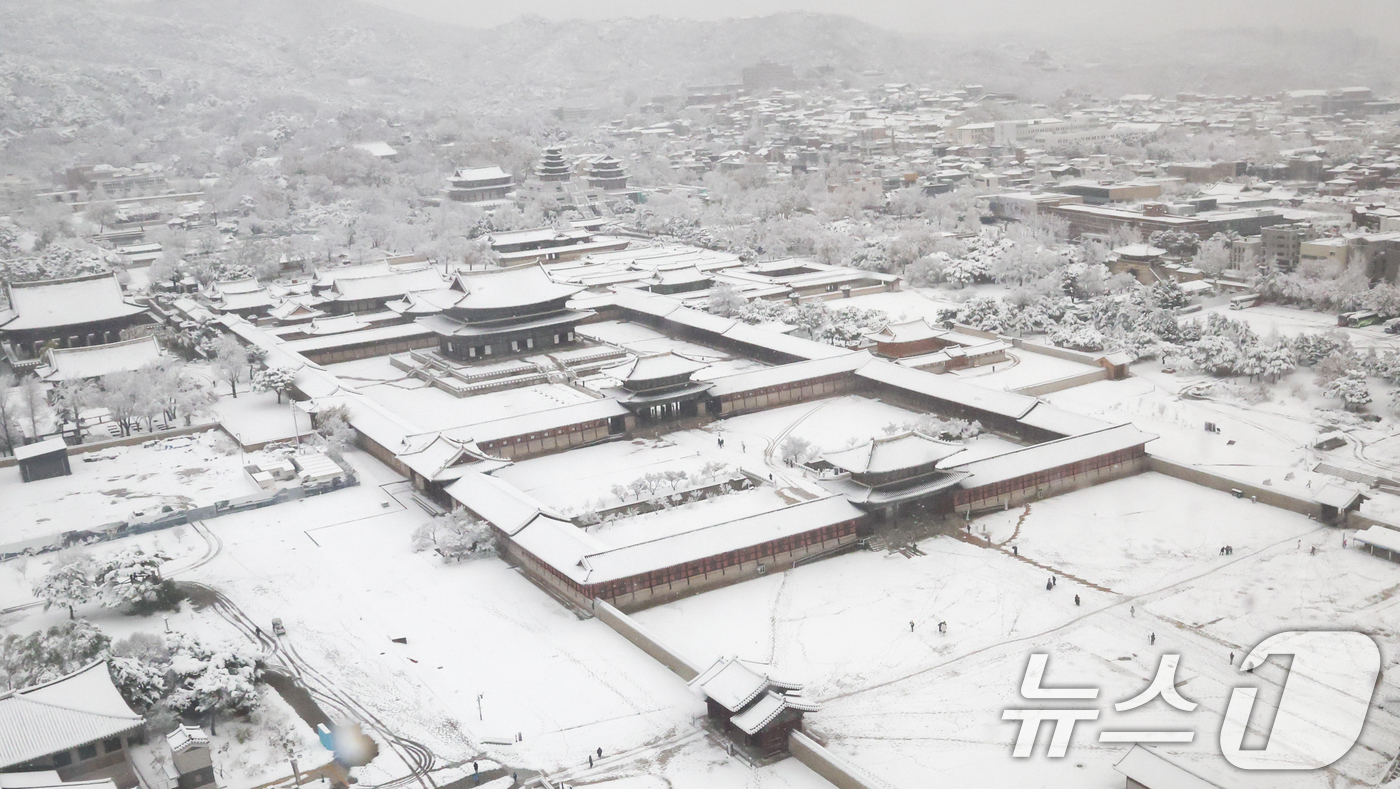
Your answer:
1;0;1397;132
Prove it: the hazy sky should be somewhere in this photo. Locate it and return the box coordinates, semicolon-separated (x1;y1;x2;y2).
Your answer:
363;0;1400;36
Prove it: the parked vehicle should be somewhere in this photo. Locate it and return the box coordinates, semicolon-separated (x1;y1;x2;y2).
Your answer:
271;618;286;636
1229;293;1261;310
1339;309;1381;327
1383;317;1400;334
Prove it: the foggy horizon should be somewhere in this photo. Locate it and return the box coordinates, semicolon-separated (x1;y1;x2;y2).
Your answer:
361;0;1400;39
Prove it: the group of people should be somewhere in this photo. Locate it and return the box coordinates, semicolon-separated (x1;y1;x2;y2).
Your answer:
1218;545;1235;556
910;620;949;633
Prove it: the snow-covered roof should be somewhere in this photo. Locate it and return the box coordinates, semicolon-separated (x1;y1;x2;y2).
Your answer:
728;690;820;735
866;318;943;343
1314;483;1365;510
1113;745;1222;789
603;352;708;383
1;274;144;332
0;661;144;770
949;424;1156;488
444;470;561;535
303;314;371;336
693;659;770;712
856;358;1038;420
707;353;868;397
447;400;630;445
551;495;865;584
398;435;508;482
1017;402;1116;438
165;725;209;754
328;267;447;302
822;431;966;475
40;335;163;383
1355;525;1400;554
451;166;510;182
448;267;582;311
12;437;68;462
354;141;398;158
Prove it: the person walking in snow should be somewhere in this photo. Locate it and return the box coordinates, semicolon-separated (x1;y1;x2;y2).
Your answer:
1150;632;1156;645
1229;651;1234;664
1012;545;1018;556
598;747;603;759
910;620;915;632
1074;594;1080;606
589;755;593;768
1046;578;1053;591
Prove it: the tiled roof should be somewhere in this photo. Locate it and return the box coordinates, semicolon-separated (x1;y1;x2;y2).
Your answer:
0;662;143;769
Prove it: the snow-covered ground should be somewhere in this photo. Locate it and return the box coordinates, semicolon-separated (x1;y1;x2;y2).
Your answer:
348;378;596;433
948;349;1103;393
0;430;257;545
633;472;1400;789
579;320;767;367
3;448;819;786
0;523;208;610
213;389;315;447
1045;365;1400;521
1199;299;1400;351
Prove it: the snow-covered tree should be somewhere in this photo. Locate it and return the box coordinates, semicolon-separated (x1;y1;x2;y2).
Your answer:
1324;373;1372;411
313;403;356;459
1189;335;1242;377
33;553;98;619
253;365;298;404
778;435;817;466
94;548;173;610
109;655;169;712
0;620;111;690
165;633;262;728
209;333;250;398
412;509;494;562
1259;344;1297;382
705;282;746;317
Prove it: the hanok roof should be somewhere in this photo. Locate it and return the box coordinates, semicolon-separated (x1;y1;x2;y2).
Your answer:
448;267;582;311
0;661;144;770
1315;483;1365;510
303;314;372;336
866;318;943;343
603;352;709;383
40;335;163;383
949;424;1156;488
822;431;966;475
398;435;509;482
444;470;561;535
12;438;69;462
327;266;447;302
729;690;821;735
1;274;145;332
1017;402;1116;438
451;166;510;182
856;358;1038;420
691;658;801;713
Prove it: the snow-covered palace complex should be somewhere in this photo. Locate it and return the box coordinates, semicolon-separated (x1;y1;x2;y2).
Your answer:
224;264;1157;611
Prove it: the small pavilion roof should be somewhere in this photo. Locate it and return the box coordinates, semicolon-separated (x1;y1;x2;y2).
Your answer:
603;352;709;383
